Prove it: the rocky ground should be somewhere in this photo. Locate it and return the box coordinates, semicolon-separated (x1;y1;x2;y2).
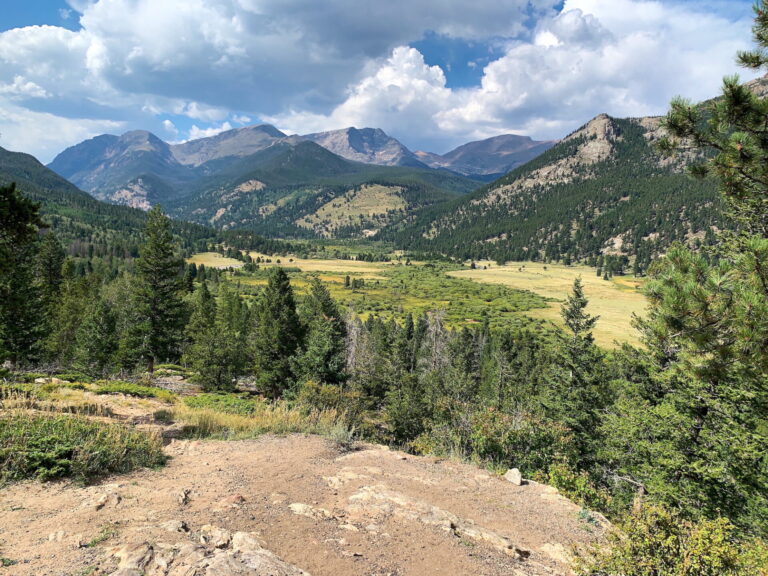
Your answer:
0;394;607;576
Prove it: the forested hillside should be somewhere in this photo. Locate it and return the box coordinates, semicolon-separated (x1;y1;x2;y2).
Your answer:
167;141;478;238
382;114;721;272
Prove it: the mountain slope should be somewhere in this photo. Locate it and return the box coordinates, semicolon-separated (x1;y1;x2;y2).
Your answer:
0;145;213;253
303;127;428;168
416;134;556;179
168;141;477;238
381;114;721;271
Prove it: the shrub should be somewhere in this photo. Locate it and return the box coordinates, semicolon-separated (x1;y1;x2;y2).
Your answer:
0;413;165;483
52;371;94;383
94;381;176;403
575;505;768;576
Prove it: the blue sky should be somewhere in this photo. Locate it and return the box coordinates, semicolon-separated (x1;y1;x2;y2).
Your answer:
0;0;760;162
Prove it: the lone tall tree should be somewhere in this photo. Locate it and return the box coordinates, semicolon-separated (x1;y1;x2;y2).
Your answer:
253;267;302;398
135;205;185;373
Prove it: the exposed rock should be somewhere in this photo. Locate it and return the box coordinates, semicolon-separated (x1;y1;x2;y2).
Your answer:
347;485;531;560
288;502;336;521
161;520;189;533
200;524;232;548
96;493;122;510
177;489;191;506
504;468;523;486
107;530;310;576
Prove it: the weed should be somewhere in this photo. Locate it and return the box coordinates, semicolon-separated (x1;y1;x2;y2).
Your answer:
0;557;16;567
84;526;118;548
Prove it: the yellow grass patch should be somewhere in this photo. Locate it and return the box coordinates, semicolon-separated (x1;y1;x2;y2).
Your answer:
449;261;648;348
296;185;406;237
247;253;390;275
187;252;244;269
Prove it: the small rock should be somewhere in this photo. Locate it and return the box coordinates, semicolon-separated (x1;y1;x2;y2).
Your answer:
228;494;246;505
504;468;523;486
177;489;191;505
48;530;66;542
200;524;232;549
95;493;122;510
338;524;359;532
161;520;188;533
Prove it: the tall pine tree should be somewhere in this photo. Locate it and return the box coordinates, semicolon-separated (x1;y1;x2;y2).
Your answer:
252;267;302;398
134;205;185;373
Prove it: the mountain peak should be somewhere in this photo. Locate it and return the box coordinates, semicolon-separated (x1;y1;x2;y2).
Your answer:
302;127;427;168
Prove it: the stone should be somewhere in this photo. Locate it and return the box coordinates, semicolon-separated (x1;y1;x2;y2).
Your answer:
177;488;191;505
95;493;122;510
504;468;523;486
200;524;232;549
161;520;189;533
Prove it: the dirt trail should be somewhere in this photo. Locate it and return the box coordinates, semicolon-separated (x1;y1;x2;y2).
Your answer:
0;431;605;576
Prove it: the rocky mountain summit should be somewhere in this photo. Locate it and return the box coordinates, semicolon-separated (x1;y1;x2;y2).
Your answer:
303;127;428;168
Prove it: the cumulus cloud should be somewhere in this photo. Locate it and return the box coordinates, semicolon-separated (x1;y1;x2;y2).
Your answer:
0;97;123;162
272;0;759;152
0;0;759;160
187;121;233;141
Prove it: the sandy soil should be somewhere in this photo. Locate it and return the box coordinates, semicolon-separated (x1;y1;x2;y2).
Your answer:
0;430;605;576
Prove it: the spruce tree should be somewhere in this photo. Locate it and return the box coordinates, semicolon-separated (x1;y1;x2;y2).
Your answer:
74;295;118;376
134;205;185;373
252;267;302;398
0;183;45;367
294;277;347;385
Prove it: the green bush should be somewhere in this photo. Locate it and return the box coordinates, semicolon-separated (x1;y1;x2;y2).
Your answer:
183;393;261;415
0;414;166;483
94;381;175;403
52;371;94;383
575;505;768;576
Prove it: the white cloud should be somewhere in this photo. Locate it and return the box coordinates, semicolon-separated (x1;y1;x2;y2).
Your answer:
0;0;759;160
0;97;123;162
162;119;178;136
0;75;50;98
187;121;233;140
272;0;759;152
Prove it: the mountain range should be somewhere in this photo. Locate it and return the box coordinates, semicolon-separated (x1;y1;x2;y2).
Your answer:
13;77;751;265
47;125;556;210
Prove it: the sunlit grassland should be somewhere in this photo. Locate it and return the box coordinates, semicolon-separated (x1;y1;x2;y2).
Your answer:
449;261;648;348
228;255;553;335
187;252;244;269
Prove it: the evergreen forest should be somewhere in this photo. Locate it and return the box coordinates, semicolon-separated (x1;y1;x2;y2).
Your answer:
2;6;768;576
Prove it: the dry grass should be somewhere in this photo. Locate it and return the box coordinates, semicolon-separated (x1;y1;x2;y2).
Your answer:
247;253;389;274
449;261;648;348
187;252;244;269
296;185;406;236
171;402;345;440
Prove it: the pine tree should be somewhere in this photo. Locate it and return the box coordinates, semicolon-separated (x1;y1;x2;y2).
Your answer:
294;277;347;385
36;231;66;309
252;267;302;398
604;5;768;533
134;205;185;373
0;183;45;367
74;295;118;376
549;277;606;461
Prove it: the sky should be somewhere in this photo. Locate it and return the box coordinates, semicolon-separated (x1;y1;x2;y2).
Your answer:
0;0;761;163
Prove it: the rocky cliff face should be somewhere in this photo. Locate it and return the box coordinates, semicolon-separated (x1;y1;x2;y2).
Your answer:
302;127;428;168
